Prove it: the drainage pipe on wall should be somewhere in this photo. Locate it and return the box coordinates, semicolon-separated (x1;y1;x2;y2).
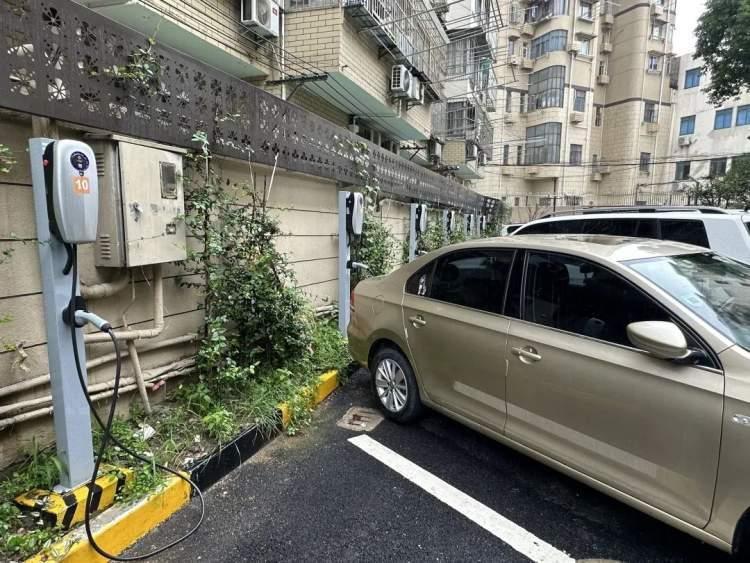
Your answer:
0;333;198;399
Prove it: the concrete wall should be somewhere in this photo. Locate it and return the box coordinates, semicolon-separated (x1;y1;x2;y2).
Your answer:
0;115;341;466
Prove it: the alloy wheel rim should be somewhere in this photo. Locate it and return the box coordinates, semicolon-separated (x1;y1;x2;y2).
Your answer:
375;358;408;413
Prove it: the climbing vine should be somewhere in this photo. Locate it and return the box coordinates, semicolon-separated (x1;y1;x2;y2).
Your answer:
0;144;15;175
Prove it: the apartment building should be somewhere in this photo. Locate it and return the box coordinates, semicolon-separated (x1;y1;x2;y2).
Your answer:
80;0;448;157
429;0;497;182
670;53;750;189
478;0;676;220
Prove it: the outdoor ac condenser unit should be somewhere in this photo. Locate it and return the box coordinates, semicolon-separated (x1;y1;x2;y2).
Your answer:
466;142;479;160
678;135;694;147
429;139;442;162
478;153;488;166
391;65;411;96
241;0;281;38
408;76;424;104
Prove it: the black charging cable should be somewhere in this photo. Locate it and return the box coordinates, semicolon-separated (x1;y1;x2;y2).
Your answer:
67;245;205;560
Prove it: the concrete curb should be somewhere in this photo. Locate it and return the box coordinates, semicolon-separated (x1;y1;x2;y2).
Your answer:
26;473;191;563
26;370;340;562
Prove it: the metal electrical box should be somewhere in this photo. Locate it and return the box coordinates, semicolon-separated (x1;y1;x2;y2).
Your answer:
89;136;187;267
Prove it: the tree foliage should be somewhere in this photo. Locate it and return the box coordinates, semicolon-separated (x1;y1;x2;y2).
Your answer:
689;155;750;208
695;0;750;105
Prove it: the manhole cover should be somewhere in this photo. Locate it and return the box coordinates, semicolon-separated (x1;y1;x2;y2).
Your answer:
337;407;384;432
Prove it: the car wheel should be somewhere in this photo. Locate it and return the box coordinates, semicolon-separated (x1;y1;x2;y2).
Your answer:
370;347;423;423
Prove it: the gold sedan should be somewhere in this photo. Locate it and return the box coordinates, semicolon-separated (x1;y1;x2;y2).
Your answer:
348;234;750;558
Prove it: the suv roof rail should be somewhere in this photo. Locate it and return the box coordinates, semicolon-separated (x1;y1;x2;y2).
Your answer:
543;206;731;218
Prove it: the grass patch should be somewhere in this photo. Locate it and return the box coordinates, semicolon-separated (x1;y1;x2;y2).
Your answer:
0;442;65;561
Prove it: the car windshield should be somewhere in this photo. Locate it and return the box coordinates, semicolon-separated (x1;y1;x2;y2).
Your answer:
627;253;750;350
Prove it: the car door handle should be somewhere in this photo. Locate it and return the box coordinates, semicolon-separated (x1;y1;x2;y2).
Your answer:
512;346;542;363
409;315;427;327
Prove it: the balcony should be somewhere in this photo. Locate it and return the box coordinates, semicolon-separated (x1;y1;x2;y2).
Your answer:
521;58;534;70
524;165;561;180
601;12;614;26
344;0;448;95
521;22;535;36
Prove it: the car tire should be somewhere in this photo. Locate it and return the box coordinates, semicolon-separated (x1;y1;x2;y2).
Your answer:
370;347;424;423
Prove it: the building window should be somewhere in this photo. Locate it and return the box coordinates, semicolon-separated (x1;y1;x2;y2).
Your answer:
675;161;691;180
522;41;530;58
533;0;568;21
528;65;565;110
514;196;520;207
570;144;583;165
503;144;510;165
519;92;527;113
595;106;602;126
579;1;593;19
640;152;652;173
517;145;524;165
526;122;562;165
715;108;733;130
447;37;478;77
598;60;607;77
737;105;750;126
530;30;568;59
508;38;517;57
644;102;657;123
573;88;586;112
650;22;665;40
579;38;592;56
679;115;695;135
648;54;661;72
684;68;701;89
446;101;475;137
709;158;728;178
506;90;513;112
510;3;521;24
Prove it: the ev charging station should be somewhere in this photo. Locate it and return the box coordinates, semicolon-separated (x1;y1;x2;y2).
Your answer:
338;191;366;334
408;203;427;262
442;209;454;240
29;138;98;489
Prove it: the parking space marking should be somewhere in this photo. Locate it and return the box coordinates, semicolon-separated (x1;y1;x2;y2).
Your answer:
349;434;574;563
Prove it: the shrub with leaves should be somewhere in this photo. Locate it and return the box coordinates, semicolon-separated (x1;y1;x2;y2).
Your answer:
352;216;396;286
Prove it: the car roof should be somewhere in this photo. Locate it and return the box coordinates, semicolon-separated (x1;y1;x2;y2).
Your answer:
448;234;706;263
523;212;746;223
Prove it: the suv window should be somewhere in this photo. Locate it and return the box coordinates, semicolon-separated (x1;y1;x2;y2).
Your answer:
519;218;659;238
429;249;515;313
524;252;670;347
659;219;710;248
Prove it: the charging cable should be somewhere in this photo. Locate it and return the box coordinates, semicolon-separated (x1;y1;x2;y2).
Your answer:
67;245;205;560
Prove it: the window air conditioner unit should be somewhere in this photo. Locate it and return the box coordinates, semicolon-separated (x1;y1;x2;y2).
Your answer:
567;41;581;54
391;65;411;97
508;55;520;66
408;76;424;104
466;142;479;160
678;135;693;147
570;111;584;123
478;152;488;166
651;3;666;20
241;0;281;38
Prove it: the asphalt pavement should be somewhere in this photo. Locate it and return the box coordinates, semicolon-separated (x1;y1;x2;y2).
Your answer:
129;370;731;562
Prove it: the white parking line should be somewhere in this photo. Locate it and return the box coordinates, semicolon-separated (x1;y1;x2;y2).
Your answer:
348;434;574;563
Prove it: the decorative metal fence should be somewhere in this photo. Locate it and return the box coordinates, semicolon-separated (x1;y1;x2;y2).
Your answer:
0;0;493;213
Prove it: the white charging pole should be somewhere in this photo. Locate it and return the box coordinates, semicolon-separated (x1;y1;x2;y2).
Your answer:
408;203;418;262
338;191;351;335
29;138;95;490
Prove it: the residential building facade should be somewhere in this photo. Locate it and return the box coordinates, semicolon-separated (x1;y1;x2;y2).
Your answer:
477;0;676;220
670;53;750;189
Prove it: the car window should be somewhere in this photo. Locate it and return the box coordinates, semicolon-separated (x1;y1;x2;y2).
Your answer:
516;221;551;235
523;252;671;348
659;219;710;248
406;263;434;297
429;249;515;314
506;225;521;234
580;218;658;238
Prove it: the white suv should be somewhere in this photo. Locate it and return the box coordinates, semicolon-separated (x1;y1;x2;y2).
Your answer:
512;209;750;264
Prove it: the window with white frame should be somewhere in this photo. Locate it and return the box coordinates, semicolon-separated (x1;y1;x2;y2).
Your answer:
570;144;583;165
579;38;592;56
579;1;593;19
650;22;665;40
573;88;586;112
526;122;562;165
644;101;657;123
648;54;661;72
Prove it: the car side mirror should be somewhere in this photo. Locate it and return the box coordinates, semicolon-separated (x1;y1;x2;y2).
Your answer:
627;321;689;361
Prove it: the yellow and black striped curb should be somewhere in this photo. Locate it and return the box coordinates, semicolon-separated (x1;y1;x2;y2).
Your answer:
15;466;133;529
278;370;339;428
26;473;191;563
